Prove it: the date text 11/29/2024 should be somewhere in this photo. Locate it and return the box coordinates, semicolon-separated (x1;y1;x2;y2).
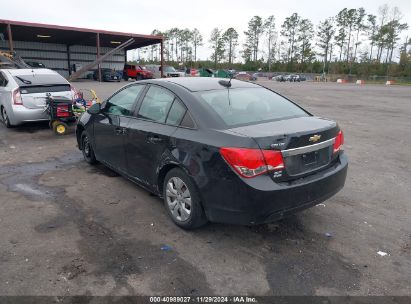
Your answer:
149;296;257;303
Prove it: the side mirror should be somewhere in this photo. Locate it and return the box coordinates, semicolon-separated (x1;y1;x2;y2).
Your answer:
87;103;101;114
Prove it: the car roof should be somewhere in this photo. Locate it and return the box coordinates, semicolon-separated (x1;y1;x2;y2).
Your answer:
153;77;260;92
5;68;59;76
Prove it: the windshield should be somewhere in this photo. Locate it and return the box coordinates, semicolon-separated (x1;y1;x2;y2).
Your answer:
195;88;309;127
164;66;176;72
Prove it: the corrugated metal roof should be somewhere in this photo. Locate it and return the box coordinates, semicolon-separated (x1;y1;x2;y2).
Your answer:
0;19;162;49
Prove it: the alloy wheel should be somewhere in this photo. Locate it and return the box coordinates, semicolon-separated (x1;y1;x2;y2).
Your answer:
166;177;192;222
83;135;90;157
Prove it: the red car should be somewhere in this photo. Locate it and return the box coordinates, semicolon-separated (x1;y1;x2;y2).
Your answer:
123;64;153;81
186;68;200;77
234;71;252;81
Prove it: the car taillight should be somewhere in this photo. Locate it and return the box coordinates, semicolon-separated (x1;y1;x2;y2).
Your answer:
12;89;23;105
333;130;344;153
220;147;284;178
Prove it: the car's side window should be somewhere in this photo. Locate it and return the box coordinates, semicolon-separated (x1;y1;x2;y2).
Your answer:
104;85;144;116
137;86;175;123
180;111;195;128
166;99;187;126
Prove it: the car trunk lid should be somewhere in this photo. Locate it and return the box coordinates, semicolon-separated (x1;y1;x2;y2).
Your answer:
20;85;72;109
10;71;72;109
227;116;339;178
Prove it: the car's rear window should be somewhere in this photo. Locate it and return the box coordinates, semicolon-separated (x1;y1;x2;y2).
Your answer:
195;88;309;127
12;74;67;87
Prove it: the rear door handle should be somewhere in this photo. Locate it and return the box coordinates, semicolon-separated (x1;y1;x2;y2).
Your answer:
147;135;164;144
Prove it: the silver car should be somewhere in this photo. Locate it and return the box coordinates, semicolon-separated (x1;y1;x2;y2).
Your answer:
0;68;74;127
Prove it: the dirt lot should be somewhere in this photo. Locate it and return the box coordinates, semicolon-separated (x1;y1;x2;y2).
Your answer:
0;80;410;296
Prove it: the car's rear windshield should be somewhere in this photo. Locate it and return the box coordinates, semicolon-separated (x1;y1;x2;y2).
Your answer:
12;74;67;87
195;88;309;127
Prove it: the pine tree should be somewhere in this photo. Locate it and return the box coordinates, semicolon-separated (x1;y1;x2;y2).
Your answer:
281;13;301;63
352;8;367;62
191;28;203;62
244;16;264;62
209;28;225;68
264;15;277;71
222;28;239;65
317;18;335;71
366;14;378;60
298;19;314;64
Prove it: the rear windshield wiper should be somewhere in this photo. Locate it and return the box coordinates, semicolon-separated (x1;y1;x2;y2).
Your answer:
15;76;32;85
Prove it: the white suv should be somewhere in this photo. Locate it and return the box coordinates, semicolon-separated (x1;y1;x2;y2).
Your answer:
145;65;185;79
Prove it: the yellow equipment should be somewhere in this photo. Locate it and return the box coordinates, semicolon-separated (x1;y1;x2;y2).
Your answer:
0;51;30;68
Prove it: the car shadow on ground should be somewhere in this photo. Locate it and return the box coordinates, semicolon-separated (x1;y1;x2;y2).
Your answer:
88;159;360;294
0;151;361;295
5;121;50;133
1;121;77;136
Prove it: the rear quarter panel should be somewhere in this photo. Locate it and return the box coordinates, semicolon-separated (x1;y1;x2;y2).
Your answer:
167;127;258;209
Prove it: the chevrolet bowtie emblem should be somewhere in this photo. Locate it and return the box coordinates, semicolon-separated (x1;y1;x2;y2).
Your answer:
309;134;321;143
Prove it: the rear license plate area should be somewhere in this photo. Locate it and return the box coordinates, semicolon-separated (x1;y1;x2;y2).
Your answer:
302;151;317;166
285;146;332;176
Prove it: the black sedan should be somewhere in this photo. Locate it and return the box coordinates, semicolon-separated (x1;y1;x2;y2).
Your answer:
76;78;347;229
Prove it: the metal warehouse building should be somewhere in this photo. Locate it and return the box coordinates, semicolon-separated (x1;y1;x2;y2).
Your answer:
0;19;163;79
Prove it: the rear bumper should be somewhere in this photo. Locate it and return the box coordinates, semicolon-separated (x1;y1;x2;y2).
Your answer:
103;76;120;81
202;153;348;225
8;105;49;125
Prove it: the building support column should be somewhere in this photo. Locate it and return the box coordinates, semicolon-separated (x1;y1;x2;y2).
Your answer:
160;39;164;78
7;24;14;52
67;45;72;76
96;33;101;82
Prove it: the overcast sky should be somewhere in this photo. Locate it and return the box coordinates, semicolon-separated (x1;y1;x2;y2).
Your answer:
2;0;411;61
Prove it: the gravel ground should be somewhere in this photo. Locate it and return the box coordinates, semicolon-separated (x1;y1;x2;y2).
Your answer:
0;80;410;296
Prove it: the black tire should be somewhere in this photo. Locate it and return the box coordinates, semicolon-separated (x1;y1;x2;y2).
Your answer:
1;106;12;128
136;74;143;81
163;168;207;229
52;121;68;135
81;132;97;164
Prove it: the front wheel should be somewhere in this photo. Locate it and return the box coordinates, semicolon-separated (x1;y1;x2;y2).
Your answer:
163;168;207;229
81;132;97;164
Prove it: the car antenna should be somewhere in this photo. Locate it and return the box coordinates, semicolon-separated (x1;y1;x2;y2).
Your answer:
218;71;234;88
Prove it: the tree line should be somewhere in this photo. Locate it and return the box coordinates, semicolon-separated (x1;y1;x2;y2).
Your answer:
135;4;410;77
